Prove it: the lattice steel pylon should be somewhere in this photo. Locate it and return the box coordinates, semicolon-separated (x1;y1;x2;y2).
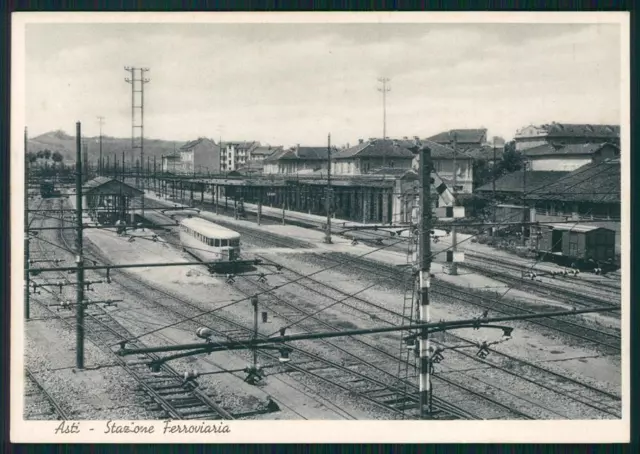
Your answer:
394;193;420;419
124;66;150;217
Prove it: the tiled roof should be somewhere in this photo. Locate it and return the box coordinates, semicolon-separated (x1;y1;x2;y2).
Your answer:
264;146;329;162
427;129;487;144
523;142;619;157
223;141;260;150
332;139;415;160
251;146;282;157
476;171;569;193
462;145;504;161
421;140;474;160
180;138;216;151
368;168;417;177
544;123;620;138
527;159;620;203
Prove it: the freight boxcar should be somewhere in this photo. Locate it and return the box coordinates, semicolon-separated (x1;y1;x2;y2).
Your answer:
536;223;616;268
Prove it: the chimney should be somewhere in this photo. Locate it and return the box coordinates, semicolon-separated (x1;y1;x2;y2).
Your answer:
358;139;364;144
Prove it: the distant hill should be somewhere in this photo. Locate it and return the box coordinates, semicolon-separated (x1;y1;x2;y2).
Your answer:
27;130;188;166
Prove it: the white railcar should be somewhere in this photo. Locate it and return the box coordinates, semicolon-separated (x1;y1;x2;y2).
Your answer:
179;217;241;263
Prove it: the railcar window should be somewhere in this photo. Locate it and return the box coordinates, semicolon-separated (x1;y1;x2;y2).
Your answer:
221;239;228;247
214;239;220;247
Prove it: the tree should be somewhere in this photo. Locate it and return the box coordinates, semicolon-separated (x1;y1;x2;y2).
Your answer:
497;140;524;175
26;152;37;163
51;150;63;164
43;149;52;160
472;158;492;190
36;150;45;159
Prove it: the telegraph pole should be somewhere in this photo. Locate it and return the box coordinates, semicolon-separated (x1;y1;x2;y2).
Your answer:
24;127;30;320
75;122;85;369
449;133;459;275
418;144;433;418
377;77;391;167
97;116;105;176
125;66;150;217
324;133;332;244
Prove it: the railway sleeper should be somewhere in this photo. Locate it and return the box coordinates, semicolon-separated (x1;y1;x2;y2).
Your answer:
170;399;208;409
153;384;191;392
157;389;193;397
179;409;223;418
383;396;417;406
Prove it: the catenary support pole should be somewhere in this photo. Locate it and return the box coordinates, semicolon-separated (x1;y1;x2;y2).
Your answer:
418;144;433;418
449;132;459;275
75;122;85;369
252;295;258;371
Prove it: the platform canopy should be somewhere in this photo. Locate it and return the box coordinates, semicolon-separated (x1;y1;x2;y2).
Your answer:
83;177;144;197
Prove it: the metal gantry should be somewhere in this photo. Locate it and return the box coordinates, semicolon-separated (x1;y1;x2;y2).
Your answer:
124;66;150;217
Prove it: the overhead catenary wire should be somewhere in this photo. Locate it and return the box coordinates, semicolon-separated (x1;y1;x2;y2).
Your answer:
34;155;621;349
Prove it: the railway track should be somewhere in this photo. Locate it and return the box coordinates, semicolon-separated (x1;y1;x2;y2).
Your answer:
464;252;622;294
231;269;539;420
461;255;620;308
76;194;620;418
80;237;475;420
315;252;621;354
250;255;621;419
24;367;71;420
28;197;236;420
125;208;537;418
140;196;622;416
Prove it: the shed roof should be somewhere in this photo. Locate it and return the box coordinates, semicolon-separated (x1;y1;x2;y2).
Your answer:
476;171;569;193
83;177;144;196
527;159;620;203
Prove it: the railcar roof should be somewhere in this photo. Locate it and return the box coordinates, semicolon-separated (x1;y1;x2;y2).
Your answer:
542;223;611;233
180;217;241;239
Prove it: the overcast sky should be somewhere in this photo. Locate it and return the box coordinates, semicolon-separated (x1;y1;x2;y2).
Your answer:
24;22;622;147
